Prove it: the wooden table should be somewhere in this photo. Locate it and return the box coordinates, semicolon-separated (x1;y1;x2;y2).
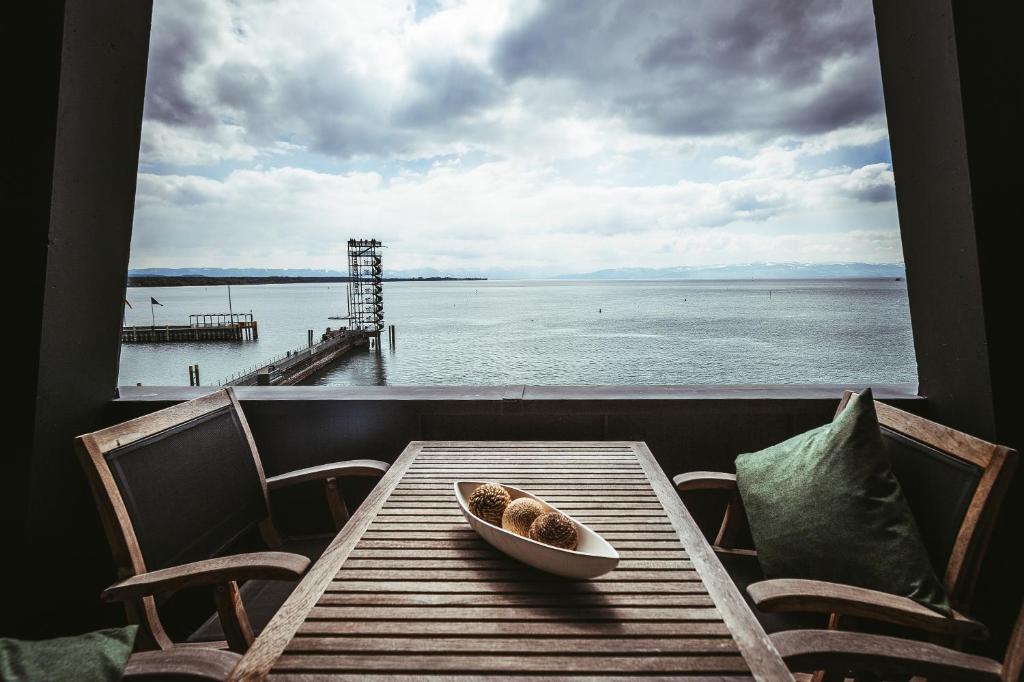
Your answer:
230;441;792;680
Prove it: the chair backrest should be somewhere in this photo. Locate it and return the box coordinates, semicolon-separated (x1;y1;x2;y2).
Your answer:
76;389;272;647
836;391;1017;611
1003;600;1024;681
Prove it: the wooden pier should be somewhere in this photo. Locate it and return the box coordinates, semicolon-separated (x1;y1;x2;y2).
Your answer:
221;328;369;387
122;313;258;343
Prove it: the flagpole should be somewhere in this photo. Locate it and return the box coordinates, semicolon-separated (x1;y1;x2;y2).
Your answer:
228;284;233;317
151;299;156;328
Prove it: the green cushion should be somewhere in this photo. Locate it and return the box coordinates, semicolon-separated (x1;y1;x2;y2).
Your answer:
0;625;137;682
735;389;951;615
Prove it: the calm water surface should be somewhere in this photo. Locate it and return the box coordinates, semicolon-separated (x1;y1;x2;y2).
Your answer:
118;279;917;387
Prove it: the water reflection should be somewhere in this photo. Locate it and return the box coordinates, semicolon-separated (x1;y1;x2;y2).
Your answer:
369;347;387;386
310;344;388;386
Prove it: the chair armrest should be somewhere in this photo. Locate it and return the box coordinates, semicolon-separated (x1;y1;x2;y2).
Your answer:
748;578;988;639
123;649;243;680
101;551;310;602
770;629;1002;682
266;459;389;490
672;471;737;492
672;471;749;550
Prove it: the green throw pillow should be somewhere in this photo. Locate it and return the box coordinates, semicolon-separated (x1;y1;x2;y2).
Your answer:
735;388;951;615
0;625;137;682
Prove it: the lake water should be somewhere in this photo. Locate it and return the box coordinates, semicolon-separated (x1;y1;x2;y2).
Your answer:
118;279;917;387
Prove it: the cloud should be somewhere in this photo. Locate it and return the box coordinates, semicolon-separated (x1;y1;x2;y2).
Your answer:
141;0;886;164
132;158;901;272
141;0;514;163
132;0;901;272
142;0;225;128
832;163;897;203
494;1;884;139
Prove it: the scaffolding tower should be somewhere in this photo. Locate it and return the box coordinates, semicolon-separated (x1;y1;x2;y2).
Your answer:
346;238;384;334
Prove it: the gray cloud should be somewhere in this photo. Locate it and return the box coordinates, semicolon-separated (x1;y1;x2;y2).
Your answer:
142;2;507;160
494;0;883;138
143;1;886;164
396;58;504;127
143;0;221;128
853;184;896;203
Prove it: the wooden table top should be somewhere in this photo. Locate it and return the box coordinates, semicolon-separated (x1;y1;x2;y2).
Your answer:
230;441;791;681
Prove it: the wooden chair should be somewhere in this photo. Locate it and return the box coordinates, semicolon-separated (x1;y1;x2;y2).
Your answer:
124;648;241;680
771;599;1024;682
674;391;1017;642
75;388;389;654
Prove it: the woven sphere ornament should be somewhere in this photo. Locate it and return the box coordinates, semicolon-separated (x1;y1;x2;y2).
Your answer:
468;482;511;525
529;511;579;550
501;497;546;537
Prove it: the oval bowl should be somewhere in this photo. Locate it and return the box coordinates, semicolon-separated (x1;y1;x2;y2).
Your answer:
453;481;620;579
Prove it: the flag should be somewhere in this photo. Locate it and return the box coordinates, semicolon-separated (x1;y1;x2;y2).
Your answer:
124;298;133;309
151;297;163;306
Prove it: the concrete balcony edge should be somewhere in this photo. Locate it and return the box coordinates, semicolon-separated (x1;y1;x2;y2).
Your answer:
116;383;922;402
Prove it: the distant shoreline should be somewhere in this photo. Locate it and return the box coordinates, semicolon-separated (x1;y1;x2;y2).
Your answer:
127;275;903;288
127;275;488;287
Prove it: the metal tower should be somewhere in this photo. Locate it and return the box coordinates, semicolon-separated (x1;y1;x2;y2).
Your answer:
346;238;384;334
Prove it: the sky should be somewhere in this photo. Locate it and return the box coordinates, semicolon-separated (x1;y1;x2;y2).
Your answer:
130;0;902;276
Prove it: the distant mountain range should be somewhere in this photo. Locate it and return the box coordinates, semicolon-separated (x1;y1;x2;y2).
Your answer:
553;262;906;280
129;267;351;278
129;262;905;281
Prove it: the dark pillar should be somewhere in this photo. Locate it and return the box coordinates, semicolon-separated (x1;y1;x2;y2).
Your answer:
874;2;995;438
4;0;68;637
874;0;1023;655
19;0;153;637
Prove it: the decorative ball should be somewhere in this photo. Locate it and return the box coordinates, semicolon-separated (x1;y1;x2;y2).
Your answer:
528;511;579;550
502;498;546;537
468;482;511;525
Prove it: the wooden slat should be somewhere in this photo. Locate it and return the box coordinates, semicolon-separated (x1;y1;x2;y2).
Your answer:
353;538;686;550
409;472;647;477
393;485;655;491
306;606;723;621
285;636;737;654
366;522;678;532
232;441;786;681
315;593;713;607
272;654;752;674
332;568;702;581
346;548;689;559
380;504;665;512
386;500;665;508
272;671;753;675
374;517;673;526
360;532;688;542
388;498;661;504
324;580;711;594
340;558;692;570
296;620;735;637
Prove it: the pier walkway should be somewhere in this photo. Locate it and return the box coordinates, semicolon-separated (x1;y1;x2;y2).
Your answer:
221;328;369;386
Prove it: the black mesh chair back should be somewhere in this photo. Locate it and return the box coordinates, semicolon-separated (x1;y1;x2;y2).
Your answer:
76;389;273;581
104;401;269;572
838;391;1016;608
882;428;981;582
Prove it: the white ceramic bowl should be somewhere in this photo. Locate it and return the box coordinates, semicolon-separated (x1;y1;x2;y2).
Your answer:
453;481;620;579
